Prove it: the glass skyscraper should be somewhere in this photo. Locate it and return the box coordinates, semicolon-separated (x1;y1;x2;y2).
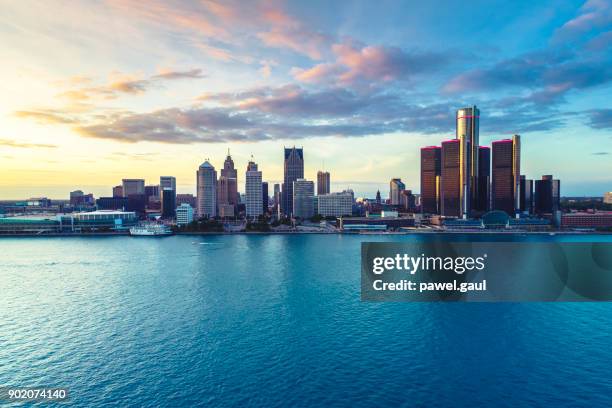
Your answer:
441;139;461;217
456;106;480;218
282;147;304;216
420;146;441;214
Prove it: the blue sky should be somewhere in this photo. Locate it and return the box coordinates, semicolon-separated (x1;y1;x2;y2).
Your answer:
0;0;610;198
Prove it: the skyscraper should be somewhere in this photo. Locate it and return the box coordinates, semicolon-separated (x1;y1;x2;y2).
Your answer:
476;146;490;213
389;178;405;206
220;150;238;207
197;160;217;218
160;176;176;217
519;175;533;214
262;182;269;214
491;135;520;216
282;147;304;216
122;179;145;197
456;106;480;218
273;183;281;207
535;175;554;214
293;178;314;219
317;171;330;195
441;139;461;217
112;185;123;198
420;146;441;214
245;159;263;218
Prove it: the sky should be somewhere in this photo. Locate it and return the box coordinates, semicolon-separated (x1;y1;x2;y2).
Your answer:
0;0;610;199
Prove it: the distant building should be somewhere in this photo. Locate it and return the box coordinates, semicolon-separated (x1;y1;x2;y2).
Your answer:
456;105;480;218
400;190;416;212
420;146;441;214
220;150;238;206
96;196;128;211
161;188;176;218
519;175;533;214
318;190;354;217
197;160;217;218
389;178;405;206
317;171;330;195
112;185;123;198
218;204;234;218
375;190;381;205
604;192;612;204
70;190;84;206
245;159;263;217
561;212;612;229
70;190;94;207
293;178;314;219
176;194;196;208
282;147;304;216
122;179;145;197
175;203;194;225
476;146;490;212
262;182;269;214
145;185;160;201
491;135;520;216
534;175;560;214
441;139;461;217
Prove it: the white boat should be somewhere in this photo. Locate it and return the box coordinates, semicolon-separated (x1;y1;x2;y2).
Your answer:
129;223;173;236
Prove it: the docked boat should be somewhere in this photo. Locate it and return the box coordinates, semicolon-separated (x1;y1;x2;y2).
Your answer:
129;223;173;236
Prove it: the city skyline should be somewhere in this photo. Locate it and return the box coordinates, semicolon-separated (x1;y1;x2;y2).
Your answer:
1;0;611;199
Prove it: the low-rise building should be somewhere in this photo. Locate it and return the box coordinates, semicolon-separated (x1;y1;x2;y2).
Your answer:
318;191;354;217
176;203;194;225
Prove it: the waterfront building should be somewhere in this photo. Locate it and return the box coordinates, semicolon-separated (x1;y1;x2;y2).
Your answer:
70;190;83;205
400;190;416;212
519;176;533;214
318;190;354;217
534;175;560;214
375;190;381;205
420;146;441;214
175;203;194;225
0;211;137;234
491;135;520;216
262;182;269;214
112;185;123;197
273;184;281;207
176;194;196;208
561;211;612;229
456;105;479;218
292;178;314;219
317;171;330;195
122;179;145;197
218;204;234;218
245;159;263;218
161;188;176;218
604;192;612;204
197;160;217;218
441;139;461;217
282;147;304;216
145;185;160;201
389;178;405;206
221;150;238;207
476;146;490;212
96;196;128;211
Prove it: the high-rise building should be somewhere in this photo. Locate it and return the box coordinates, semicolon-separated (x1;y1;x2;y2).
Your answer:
317;171;330;195
420;146;441;214
375;190;381;205
282;147;304;216
145;185;160;201
456;105;480;218
273;183;281;207
112;185;123;198
161;188;176;218
476;146;490;212
441;139;461;217
245;160;263;218
400;190;416;212
491;135;520;216
122;179;145;197
220;150;238;206
519;175;533;214
389;178;405;206
70;190;84;206
292;178;314;219
175;203;194;226
262;182;269;214
196;160;217;218
176;193;196;208
604;192;612;204
534;175;560;214
318;190;354;217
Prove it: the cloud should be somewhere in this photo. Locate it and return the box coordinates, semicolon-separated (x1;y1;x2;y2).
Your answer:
151;68;205;80
14;110;77;124
586;109;612;129
554;0;612;40
0;138;57;148
293;40;449;85
257;28;331;60
591;151;609;155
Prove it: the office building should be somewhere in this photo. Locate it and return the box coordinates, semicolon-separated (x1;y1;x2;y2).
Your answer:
197;160;217;218
70;190;84;206
175;203;194;226
282;147;304;216
112;185;123;198
519;176;533;214
476;146;490;212
96;197;128;211
176;194;196;208
604;192;612;205
122;179;145;197
262;182;269;214
145;185;160;202
161;188;176;218
420;146;441;214
318;190;354;217
456;105;479;218
400;190;416;212
245;160;263;217
491;135;520;216
220;150;238;206
389;178;405;206
317;171;330;195
292;178;314;219
441;139;461;217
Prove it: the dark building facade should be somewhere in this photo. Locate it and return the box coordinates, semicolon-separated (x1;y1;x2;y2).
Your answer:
317;171;330;196
519;175;533;214
491;135;520;216
282;147;304;216
96;197;128;211
456;106;480;218
534;175;560;214
441;139;461;217
220;151;238;207
420;146;441;214
476;146;490;213
161;188;176;218
262;181;269;214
